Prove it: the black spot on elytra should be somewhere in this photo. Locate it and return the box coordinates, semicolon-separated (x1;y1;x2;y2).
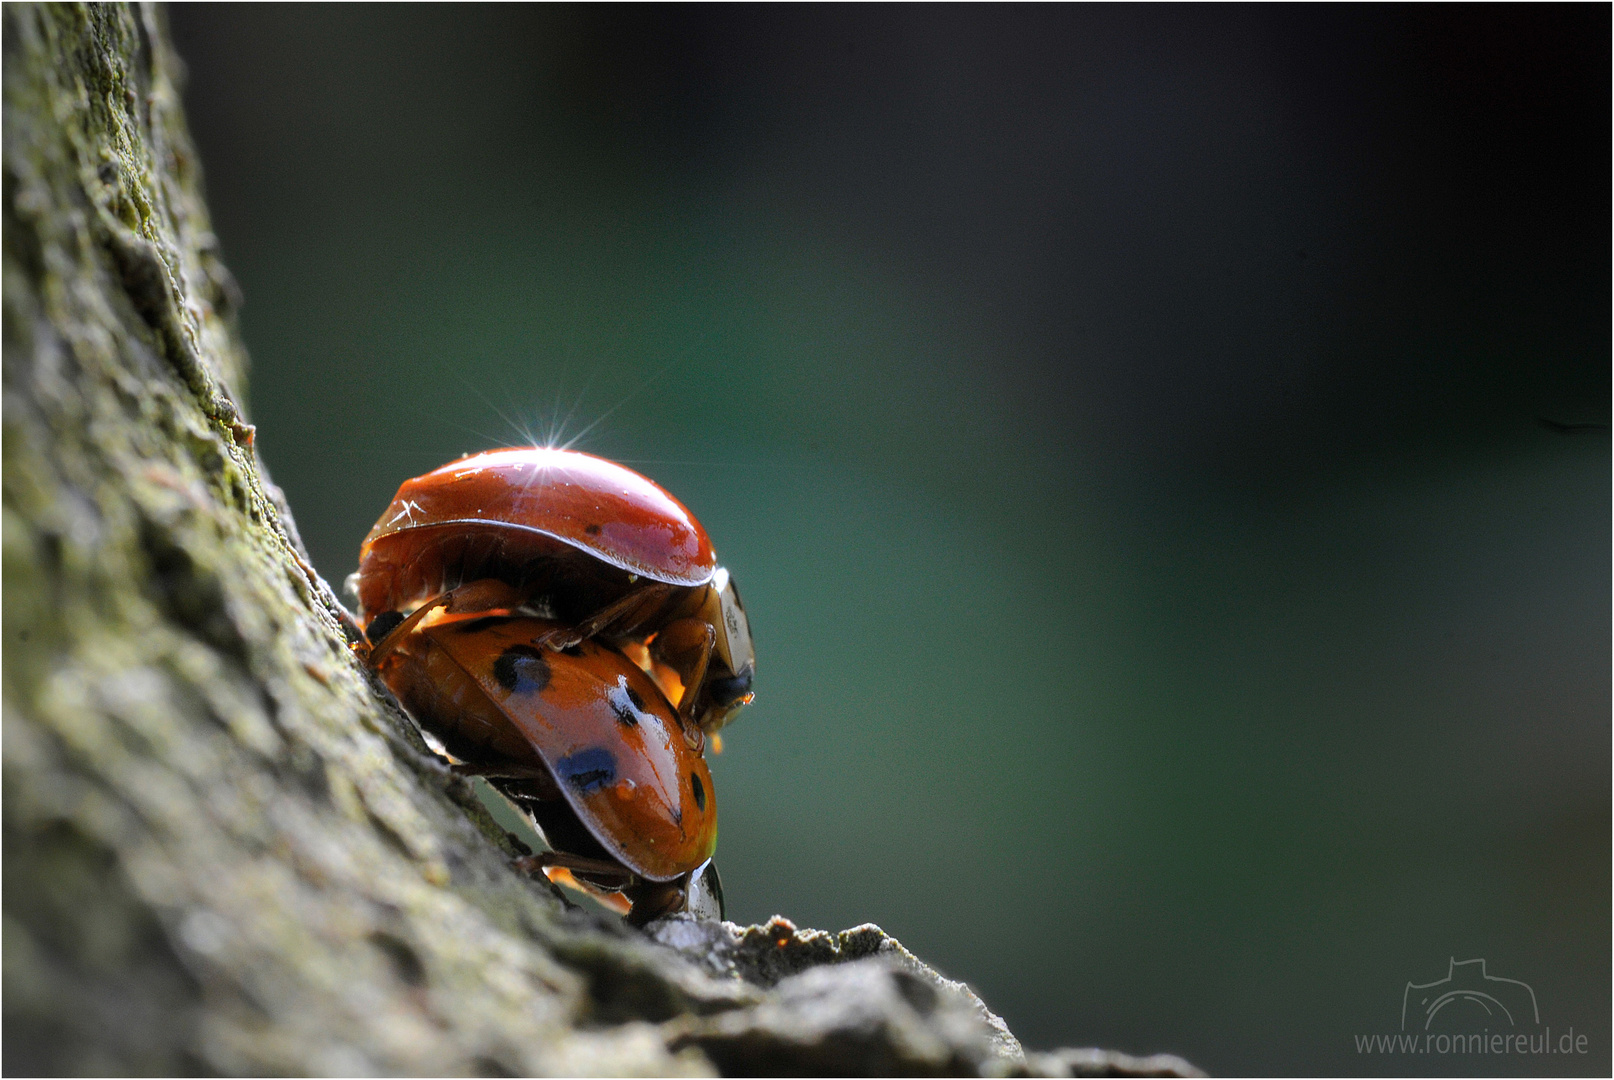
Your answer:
691;772;706;812
559;642;585;657
608;681;645;727
584;523;602;536
554;747;616;793
493;646;550;694
366;610;405;644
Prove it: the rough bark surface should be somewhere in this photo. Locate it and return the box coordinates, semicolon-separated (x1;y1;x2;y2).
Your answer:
1;6;1201;1076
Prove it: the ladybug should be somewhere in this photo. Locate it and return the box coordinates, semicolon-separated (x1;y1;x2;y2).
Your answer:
354;448;752;922
355;447;754;733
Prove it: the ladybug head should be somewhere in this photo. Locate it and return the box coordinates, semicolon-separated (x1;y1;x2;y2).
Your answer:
696;567;755;733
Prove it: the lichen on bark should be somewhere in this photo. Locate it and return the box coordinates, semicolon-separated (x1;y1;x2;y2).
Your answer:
2;5;1198;1076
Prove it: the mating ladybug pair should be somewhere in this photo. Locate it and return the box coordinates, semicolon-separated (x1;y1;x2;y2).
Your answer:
351;448;754;924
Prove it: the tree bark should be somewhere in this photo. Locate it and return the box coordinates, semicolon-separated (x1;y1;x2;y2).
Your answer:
1;5;1197;1076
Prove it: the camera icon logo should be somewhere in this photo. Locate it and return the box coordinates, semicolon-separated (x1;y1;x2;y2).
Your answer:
1402;958;1540;1032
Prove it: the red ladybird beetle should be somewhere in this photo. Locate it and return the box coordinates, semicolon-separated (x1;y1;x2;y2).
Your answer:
355;447;754;733
353;448;752;923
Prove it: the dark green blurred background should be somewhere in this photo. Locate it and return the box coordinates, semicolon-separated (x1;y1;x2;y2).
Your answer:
167;6;1608;1074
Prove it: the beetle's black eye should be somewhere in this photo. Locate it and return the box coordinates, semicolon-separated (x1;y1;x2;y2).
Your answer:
608;680;650;727
493;645;550;693
705;666;754;708
691;772;706;812
367;610;405;644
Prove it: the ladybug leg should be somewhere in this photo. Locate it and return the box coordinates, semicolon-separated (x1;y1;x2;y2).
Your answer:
622;878;688;928
515;852;638;916
538;866;634;917
366;578;528;666
649;617;714;732
513;853;716;927
435;577;528;615
513;850;636;886
557;582;673;648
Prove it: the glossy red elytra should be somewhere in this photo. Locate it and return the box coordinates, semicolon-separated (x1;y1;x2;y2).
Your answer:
354;448;752;923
